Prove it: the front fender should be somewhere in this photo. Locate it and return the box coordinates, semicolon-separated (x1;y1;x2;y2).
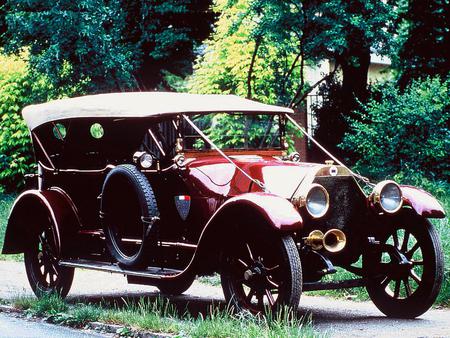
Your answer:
2;188;80;255
187;192;302;275
401;185;446;218
211;193;303;232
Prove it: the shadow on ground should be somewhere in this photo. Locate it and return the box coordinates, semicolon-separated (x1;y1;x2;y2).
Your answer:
67;290;414;326
69;291;229;318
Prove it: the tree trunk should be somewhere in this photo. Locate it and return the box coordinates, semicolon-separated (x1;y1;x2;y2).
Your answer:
338;42;371;116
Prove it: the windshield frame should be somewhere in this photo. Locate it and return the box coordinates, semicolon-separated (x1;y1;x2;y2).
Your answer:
180;112;287;154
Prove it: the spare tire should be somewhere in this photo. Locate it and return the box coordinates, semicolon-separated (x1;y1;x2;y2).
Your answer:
101;164;159;267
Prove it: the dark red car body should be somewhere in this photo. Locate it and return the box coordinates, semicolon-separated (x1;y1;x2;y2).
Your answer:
2;92;445;316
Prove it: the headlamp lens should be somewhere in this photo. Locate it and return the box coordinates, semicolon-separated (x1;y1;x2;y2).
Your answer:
139;153;153;169
306;185;329;218
380;183;402;212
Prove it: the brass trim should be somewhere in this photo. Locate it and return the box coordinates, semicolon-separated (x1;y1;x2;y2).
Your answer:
293;183;330;219
304;229;347;253
370;180;403;214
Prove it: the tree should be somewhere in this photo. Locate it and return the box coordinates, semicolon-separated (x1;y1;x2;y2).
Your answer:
396;0;450;88
241;0;395;107
2;0;214;93
341;77;450;182
0;54;55;191
188;0;301;105
190;0;396;157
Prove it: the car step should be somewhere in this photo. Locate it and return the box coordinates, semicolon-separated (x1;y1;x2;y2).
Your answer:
59;259;182;279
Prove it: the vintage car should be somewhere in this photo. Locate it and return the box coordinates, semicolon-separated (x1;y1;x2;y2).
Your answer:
2;92;445;317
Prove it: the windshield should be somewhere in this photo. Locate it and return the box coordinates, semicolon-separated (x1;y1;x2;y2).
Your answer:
183;113;282;150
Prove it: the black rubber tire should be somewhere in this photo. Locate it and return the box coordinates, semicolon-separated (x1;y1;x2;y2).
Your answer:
364;209;444;318
221;231;302;314
24;221;74;298
158;275;196;295
101;164;159;267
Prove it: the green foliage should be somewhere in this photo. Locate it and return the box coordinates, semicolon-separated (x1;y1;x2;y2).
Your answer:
3;0;214;92
249;0;395;62
341;77;449;181
188;0;301;106
198;114;281;149
396;0;450;87
27;294;68;316
189;0;396;153
0;54;54;191
49;304;102;327
0;56;34;191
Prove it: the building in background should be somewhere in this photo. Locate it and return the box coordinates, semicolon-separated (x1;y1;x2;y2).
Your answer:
293;53;391;160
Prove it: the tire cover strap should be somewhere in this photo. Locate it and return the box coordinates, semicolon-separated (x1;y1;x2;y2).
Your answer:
142;216;160;238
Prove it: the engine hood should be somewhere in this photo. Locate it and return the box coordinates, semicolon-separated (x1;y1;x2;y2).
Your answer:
184;155;341;198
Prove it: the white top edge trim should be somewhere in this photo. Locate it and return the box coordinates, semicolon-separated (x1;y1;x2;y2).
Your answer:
22;92;294;130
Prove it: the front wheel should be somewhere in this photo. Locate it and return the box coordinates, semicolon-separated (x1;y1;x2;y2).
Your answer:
363;210;444;318
221;231;302;314
24;221;74;298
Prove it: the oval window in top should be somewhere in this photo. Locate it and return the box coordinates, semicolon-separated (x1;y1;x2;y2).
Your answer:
90;123;104;139
53;123;67;140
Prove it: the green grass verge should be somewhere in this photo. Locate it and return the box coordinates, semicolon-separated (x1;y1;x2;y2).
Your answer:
9;294;318;338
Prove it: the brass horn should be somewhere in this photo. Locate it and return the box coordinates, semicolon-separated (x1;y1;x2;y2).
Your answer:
304;229;347;253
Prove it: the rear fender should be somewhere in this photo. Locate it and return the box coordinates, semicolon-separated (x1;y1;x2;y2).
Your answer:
2;188;80;255
401;185;445;218
190;193;302;273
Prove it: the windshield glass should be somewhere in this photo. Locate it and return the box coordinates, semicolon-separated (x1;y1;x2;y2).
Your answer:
184;113;282;150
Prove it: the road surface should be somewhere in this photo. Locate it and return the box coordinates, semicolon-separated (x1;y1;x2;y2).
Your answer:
0;260;449;337
0;312;109;338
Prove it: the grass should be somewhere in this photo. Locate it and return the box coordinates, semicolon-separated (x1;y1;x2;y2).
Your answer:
197;274;221;287
8;294;319;338
432;193;450;306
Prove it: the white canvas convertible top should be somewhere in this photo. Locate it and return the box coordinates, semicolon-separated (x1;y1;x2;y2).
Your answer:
22;92;294;130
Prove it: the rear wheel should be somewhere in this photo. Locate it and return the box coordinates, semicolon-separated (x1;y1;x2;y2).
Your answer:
24;220;74;298
221;229;301;314
364;210;443;318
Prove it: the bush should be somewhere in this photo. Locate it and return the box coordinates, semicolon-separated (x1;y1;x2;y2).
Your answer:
0;54;54;192
341;77;449;182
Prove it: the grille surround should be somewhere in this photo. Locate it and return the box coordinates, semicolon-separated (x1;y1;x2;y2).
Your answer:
303;175;369;264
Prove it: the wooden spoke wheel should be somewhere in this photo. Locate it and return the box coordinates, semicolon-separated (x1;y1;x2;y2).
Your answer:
220;230;301;314
24;221;74;298
363;210;443;318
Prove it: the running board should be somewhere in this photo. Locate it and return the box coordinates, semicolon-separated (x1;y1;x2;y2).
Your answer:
59;259;182;279
303;278;366;291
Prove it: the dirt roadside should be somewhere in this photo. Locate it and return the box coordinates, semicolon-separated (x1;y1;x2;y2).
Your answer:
0;260;448;337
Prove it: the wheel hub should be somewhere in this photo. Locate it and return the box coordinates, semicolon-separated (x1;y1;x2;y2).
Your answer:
242;260;269;293
389;260;413;280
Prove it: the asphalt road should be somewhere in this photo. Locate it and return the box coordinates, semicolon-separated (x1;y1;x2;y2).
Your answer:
0;312;109;338
0;260;449;337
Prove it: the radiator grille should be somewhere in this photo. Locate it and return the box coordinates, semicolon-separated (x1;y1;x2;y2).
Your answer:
306;175;369;263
